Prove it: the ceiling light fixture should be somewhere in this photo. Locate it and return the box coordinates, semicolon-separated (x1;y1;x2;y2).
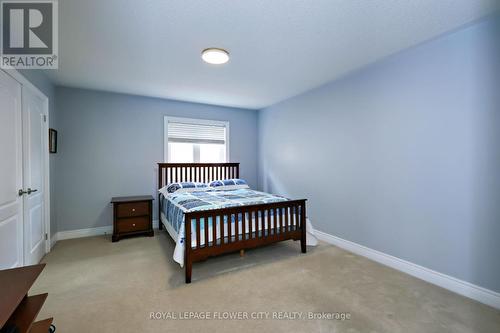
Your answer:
201;48;229;65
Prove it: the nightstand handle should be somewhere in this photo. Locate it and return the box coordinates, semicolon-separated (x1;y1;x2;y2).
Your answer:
132;208;136;212
132;223;136;227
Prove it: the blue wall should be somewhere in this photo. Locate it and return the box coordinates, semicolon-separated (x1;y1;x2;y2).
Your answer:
258;17;500;292
55;87;258;231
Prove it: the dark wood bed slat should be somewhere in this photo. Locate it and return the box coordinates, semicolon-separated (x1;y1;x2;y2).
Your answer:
242;211;246;241
196;218;200;249
228;214;233;243
212;214;217;246
157;163;307;283
220;214;225;246
235;213;240;241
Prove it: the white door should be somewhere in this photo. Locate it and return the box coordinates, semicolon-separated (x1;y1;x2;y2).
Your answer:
22;86;47;265
0;70;24;269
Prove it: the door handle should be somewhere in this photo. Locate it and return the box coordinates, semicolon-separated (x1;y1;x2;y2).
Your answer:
18;188;38;196
27;188;38;195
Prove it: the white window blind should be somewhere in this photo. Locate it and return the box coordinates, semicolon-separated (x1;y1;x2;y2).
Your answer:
164;117;229;163
167;121;226;144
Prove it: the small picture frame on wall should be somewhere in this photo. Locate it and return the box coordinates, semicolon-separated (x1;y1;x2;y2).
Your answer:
49;128;57;153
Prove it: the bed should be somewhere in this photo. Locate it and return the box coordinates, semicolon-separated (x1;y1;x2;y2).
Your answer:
158;163;308;283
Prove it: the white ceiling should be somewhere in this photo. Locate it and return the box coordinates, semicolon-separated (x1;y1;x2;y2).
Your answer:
45;0;499;109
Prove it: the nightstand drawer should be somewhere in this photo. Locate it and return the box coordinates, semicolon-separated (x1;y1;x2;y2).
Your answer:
117;217;149;233
116;201;149;218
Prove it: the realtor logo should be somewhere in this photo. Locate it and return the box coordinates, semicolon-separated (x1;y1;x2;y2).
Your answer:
1;0;58;68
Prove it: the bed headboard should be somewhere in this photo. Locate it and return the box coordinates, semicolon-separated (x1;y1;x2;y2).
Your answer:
157;163;240;189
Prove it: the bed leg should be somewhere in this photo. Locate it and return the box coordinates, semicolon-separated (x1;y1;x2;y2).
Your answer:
185;215;192;283
240;249;245;257
301;203;307;254
185;258;192;284
158;195;163;230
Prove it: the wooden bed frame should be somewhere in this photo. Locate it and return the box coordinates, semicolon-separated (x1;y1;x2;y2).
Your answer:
158;163;307;283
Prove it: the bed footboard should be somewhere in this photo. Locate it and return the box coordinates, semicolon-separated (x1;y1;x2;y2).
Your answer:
184;199;307;283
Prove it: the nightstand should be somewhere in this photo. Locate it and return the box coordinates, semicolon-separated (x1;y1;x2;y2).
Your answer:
111;195;154;242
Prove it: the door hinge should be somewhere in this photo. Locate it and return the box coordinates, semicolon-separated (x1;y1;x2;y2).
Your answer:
43;115;47;122
45;233;48;240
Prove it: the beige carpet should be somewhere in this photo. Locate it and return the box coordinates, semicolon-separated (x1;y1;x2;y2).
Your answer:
31;231;500;332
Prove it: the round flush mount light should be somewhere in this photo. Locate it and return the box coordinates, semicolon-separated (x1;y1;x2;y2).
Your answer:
201;48;229;65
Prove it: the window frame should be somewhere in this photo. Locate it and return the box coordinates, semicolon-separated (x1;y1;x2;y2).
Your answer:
163;116;230;163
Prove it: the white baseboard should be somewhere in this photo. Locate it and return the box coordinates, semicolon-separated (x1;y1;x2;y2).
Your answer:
51;220;160;244
56;225;113;241
50;233;58;249
315;230;500;310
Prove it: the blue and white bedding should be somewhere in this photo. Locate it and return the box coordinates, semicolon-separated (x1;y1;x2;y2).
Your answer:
159;187;318;266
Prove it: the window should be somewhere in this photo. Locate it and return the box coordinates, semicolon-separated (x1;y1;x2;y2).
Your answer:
164;117;229;163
